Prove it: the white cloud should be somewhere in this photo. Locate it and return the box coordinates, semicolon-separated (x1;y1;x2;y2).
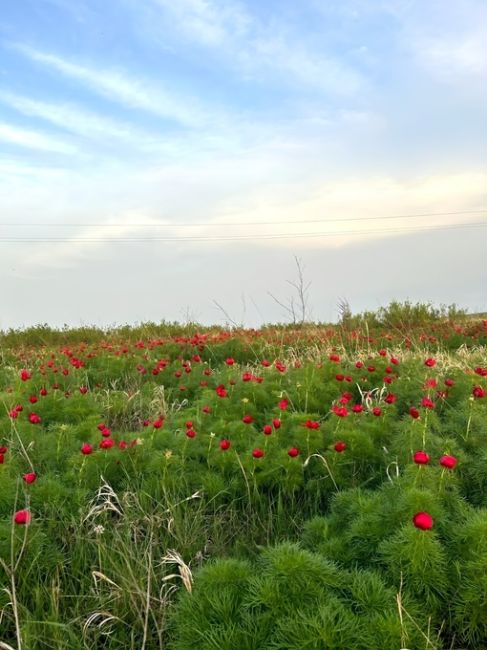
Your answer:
0;122;77;154
0;91;160;149
415;31;487;78
12;44;222;128
152;0;250;45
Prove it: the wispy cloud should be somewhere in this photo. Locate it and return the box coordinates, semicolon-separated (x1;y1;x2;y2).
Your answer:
0;122;77;154
0;91;161;149
151;0;250;46
12;44;221;128
140;0;365;95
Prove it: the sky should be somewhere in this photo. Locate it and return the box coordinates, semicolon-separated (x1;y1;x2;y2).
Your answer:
0;0;486;329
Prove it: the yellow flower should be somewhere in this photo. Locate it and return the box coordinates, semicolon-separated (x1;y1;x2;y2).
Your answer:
242;398;249;404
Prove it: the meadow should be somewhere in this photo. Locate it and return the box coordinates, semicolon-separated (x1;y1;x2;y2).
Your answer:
1;306;487;649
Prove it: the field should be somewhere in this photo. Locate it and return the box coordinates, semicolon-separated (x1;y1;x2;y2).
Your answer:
1;314;487;649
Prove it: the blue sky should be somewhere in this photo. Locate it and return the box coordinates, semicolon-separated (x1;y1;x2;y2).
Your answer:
1;0;486;327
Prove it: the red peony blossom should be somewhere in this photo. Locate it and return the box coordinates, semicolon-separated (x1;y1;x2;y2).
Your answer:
355;361;364;369
216;384;228;398
0;446;7;454
28;413;41;424
445;378;455;387
379;349;387;357
81;443;93;455
409;407;420;419
263;424;273;435
225;357;235;366
352;404;363;413
424;358;436;367
335;374;345;382
440;454;457;469
20;369;31;381
272;418;281;429
100;438;114;449
153;418;164;429
288;447;299;457
0;453;4;464
22;472;37;484
413;512;433;530
185;421;194;429
97;423;107;431
390;357;399;365
79;386;89;394
29;395;38;404
278;398;289;410
385;393;397;404
202;405;211;414
252;448;264;459
101;427;112;438
421;397;435;409
14;509;31;525
332;406;349;418
9;408;19;419
119;441;128;449
220;439;231;450
329;354;340;362
473;385;487;398
186;429;196;439
242;415;253;424
261;359;271;367
413;451;430;465
305;420;320;429
372;407;382;416
334;441;347;452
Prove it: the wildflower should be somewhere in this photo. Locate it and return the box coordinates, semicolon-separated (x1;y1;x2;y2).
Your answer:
413;451;430;465
81;443;93;455
14;509;31;525
22;472;37;484
252;448;264;459
334;441;347;452
440;455;457;469
413;512;433;530
220;439;231;450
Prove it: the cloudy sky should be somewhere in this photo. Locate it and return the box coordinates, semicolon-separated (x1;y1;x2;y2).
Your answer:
1;0;486;328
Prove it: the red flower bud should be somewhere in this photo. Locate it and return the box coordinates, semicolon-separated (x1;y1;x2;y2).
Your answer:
412;512;433;530
413;451;430;465
439;454;457;469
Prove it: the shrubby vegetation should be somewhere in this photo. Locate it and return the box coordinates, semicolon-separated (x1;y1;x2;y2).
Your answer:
0;306;486;648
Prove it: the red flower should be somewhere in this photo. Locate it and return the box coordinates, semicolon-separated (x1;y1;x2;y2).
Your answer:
0;453;4;464
305;420;320;429
355;361;364;369
444;378;455;387
412;512;433;530
79;386;89;394
278;399;289;410
220;439;231;450
352;404;363;413
261;359;271;367
385;393;397;404
367;365;376;373
334;441;347;452
101;427;112;438
263;424;273;435
332;406;348;418
97;423;107;431
424;358;436;367
100;438;114;449
335;374;345;382
372;407;382;416
185;421;194;429
440;454;457;469
409;407;420;419
252;448;264;459
14;509;31;525
225;357;235;365
0;446;7;454
153;418;164;429
379;349;387;357
81;443;93;455
329;354;340;363
186;429;196;439
473;385;487;398
272;418;281;429
20;369;31;381
23;472;37;484
421;397;435;409
216;384;228;398
242;415;253;424
390;357;399;365
119;441;128;449
28;413;41;424
288;447;299;457
29;395;38;404
202;405;211;414
413;451;430;465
